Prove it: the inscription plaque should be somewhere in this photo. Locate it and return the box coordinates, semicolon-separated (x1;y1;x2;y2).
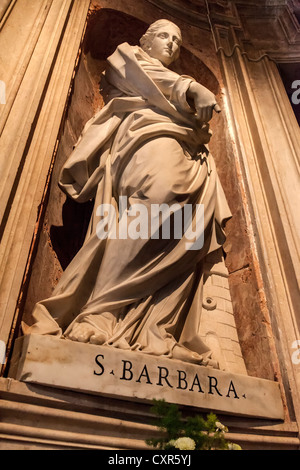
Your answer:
9;335;284;420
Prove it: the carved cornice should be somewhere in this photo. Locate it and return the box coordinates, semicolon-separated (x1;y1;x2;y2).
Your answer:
145;0;210;29
145;0;300;57
145;0;239;29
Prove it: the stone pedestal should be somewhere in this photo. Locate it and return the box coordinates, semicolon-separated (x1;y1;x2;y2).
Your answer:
9;335;284;420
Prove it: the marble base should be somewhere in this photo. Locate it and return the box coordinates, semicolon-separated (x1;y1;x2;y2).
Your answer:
9;335;284;420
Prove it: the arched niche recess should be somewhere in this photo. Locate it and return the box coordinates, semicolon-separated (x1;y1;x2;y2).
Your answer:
19;8;273;381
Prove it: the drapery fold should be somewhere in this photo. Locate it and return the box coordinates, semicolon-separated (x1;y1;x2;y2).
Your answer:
23;43;231;362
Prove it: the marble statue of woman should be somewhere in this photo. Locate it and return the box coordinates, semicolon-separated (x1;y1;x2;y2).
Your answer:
22;20;231;366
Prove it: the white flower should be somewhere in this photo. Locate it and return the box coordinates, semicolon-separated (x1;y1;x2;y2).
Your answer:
167;439;176;448
173;437;196;450
215;421;228;433
228;443;242;450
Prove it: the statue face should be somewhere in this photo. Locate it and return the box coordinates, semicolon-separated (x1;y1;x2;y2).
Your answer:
147;24;181;66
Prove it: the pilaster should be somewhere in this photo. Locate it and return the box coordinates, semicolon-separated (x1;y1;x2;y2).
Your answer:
211;0;300;429
0;0;91;352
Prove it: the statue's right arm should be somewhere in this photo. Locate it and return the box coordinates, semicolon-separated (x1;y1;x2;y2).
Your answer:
186;82;217;123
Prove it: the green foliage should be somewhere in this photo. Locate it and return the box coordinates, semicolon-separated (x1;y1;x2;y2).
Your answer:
146;399;241;450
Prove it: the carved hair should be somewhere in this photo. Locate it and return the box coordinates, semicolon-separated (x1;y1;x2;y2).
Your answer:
140;19;182;57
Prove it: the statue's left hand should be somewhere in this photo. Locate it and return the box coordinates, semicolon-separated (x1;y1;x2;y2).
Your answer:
187;82;219;123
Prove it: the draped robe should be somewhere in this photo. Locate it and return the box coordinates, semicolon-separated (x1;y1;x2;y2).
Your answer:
23;43;231;361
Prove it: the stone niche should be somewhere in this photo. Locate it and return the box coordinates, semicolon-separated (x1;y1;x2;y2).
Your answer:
17;6;284;408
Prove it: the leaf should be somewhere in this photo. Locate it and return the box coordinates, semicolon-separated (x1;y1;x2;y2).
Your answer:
145;399;241;450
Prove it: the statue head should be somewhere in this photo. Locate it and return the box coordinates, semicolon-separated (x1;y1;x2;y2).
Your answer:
140;19;182;67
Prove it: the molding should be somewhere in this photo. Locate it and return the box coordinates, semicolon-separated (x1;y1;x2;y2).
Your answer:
216;26;300;430
143;0;238;30
0;378;299;450
143;1;300;53
0;0;71;224
0;0;53;136
145;0;211;30
0;0;16;26
0;0;90;348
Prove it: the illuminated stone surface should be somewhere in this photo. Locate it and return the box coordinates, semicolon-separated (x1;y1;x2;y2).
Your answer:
10;335;284;420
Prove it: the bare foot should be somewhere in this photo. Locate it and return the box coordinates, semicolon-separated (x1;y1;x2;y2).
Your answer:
172;344;204;364
200;351;219;368
90;332;107;345
67;323;94;342
172;345;219;368
67;323;106;344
